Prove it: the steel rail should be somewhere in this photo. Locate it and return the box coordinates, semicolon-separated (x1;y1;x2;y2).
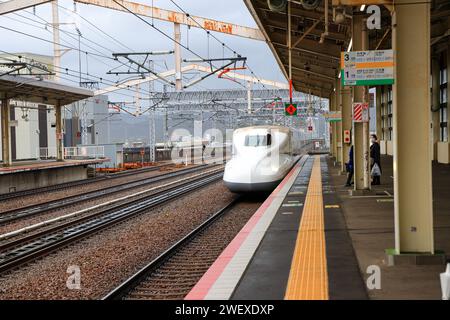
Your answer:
103;197;240;300
0;162;177;202
0;164;216;225
0;171;224;274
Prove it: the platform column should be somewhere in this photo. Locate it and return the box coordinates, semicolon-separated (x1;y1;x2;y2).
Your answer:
335;78;342;166
446;45;450;163
376;87;383;142
352;13;370;190
55;102;64;162
330;92;337;159
392;0;434;253
431;56;440;161
1;97;11;167
340;83;352;173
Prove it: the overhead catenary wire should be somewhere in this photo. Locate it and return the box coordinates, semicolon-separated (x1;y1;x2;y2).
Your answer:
0;6;173;89
0;13;167;80
167;0;268;90
0;23;171;95
0;2;277;109
110;0;246;90
0;48;155;100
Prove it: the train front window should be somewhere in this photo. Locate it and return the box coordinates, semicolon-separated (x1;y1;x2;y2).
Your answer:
244;134;271;147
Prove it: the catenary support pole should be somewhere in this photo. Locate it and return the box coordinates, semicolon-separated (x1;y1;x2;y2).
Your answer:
55;101;64;161
1;97;11;167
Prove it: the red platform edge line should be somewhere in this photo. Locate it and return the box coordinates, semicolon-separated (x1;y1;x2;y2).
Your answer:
184;160;302;300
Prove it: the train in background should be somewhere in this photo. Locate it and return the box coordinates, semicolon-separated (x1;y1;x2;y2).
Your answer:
223;125;307;193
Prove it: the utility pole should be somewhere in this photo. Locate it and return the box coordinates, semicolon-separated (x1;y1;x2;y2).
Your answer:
247;81;252;114
174;23;182;91
148;60;156;163
135;83;141;115
51;1;61;82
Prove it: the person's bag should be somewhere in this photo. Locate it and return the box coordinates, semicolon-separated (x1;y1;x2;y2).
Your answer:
345;162;352;173
371;163;381;177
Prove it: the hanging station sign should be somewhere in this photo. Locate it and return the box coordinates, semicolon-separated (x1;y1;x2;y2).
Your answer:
341;50;395;86
323;111;342;122
284;103;298;116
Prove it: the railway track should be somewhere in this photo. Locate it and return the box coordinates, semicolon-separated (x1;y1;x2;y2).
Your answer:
0;162;176;202
0;169;224;275
0;164;218;225
103;197;260;300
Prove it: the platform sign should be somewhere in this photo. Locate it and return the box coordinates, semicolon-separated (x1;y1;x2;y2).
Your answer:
284;103;297;116
323;111;342;122
344;129;351;144
353;102;369;123
341;50;394;86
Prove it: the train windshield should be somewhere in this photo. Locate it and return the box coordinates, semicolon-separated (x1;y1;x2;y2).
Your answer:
244;134;272;147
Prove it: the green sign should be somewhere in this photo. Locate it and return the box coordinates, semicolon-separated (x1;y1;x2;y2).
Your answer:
341;50;395;86
284;103;297;116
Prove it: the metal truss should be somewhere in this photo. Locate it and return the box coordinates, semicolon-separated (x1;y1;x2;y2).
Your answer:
108;52;175;86
0;60;55;77
151;89;306;103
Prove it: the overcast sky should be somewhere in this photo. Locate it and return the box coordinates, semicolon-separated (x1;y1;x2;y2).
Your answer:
0;0;286;103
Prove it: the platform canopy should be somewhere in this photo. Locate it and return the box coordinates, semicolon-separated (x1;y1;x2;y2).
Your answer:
0;75;94;105
244;0;351;98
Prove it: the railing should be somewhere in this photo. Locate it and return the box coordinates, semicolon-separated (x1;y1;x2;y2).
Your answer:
36;146;105;160
37;147;57;160
64;146;105;159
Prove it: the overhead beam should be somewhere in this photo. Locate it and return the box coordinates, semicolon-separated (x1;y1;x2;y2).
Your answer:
286;64;335;81
75;0;265;41
243;0;290;87
260;6;346;26
0;0;51;15
263;17;348;43
332;0;392;5
292;20;322;48
272;36;342;58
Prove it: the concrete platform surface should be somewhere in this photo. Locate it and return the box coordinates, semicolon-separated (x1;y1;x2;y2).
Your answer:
328;155;450;299
0;159;108;175
187;155;368;300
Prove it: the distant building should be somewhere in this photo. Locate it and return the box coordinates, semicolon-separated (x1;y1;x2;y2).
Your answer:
0;53;56;161
64;95;111;147
0;53;111;160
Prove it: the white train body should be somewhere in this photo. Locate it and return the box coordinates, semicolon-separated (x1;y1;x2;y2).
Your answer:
223;125;302;192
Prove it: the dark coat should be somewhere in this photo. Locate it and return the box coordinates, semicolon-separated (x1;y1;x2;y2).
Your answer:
346;145;354;172
370;142;382;172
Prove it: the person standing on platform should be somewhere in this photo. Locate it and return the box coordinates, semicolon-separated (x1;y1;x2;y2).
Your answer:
370;134;382;185
345;145;354;187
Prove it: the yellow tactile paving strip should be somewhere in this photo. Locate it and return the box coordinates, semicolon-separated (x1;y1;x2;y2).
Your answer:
285;156;329;300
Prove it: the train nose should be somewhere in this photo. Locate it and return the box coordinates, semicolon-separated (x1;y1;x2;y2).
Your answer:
224;157;260;183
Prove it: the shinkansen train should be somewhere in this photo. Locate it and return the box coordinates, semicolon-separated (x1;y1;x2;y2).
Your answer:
223;125;303;192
